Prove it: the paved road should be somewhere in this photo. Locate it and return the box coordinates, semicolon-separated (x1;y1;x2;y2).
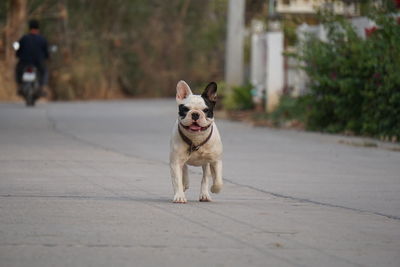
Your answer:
1;100;399;267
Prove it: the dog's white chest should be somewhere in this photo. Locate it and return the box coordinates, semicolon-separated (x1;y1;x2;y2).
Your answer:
186;148;220;166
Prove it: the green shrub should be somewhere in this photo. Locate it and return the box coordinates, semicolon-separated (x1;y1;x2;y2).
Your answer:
223;83;254;110
296;12;400;139
268;95;309;125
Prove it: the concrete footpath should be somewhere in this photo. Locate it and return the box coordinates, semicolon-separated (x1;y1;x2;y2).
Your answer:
0;100;399;267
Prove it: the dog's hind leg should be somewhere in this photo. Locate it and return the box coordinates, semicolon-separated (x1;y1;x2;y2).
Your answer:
199;164;211;202
210;160;223;194
182;164;189;192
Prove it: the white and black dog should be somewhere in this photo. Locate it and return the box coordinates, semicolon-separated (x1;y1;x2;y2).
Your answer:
169;80;223;203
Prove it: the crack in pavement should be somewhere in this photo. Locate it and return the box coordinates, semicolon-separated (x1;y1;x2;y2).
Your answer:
44;107;400;222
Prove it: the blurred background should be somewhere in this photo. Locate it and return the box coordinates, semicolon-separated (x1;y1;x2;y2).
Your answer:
0;0;228;99
0;0;399;139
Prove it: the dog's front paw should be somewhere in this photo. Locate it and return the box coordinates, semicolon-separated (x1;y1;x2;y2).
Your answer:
199;193;212;202
173;192;187;203
210;183;223;194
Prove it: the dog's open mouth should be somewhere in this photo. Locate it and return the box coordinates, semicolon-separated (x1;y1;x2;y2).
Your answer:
181;122;209;132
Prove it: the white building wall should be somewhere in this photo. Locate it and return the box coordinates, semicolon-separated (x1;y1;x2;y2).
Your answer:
250;33;266;104
276;0;357;15
265;32;284;112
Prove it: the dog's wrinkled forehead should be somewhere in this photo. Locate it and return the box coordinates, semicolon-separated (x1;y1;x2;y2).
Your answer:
182;95;207;109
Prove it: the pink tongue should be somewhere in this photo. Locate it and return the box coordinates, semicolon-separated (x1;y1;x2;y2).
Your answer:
189;124;202;131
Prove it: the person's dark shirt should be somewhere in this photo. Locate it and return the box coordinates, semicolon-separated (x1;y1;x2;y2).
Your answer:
16;33;49;65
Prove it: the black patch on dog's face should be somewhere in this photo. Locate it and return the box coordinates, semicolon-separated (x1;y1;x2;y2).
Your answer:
201;98;215;118
179;104;190;118
201;82;217;119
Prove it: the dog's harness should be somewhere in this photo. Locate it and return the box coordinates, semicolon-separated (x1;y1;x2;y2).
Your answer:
178;124;213;154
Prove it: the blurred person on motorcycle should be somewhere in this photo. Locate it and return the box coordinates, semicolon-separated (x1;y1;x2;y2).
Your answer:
15;19;49;96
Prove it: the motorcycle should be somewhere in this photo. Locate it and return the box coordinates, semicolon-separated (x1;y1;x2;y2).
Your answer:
13;41;54;107
20;65;41;107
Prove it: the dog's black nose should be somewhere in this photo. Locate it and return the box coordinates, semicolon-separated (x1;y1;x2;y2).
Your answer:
191;112;200;121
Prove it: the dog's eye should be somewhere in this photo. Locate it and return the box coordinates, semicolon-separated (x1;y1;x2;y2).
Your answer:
179;105;189;112
203;108;209;113
179;105;190;117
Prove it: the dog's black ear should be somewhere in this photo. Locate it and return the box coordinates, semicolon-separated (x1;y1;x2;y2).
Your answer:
201;82;217;102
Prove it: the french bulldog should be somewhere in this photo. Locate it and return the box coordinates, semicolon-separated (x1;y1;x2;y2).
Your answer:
169;80;223;203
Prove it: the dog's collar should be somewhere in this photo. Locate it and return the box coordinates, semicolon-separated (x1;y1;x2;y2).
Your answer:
178;123;213;154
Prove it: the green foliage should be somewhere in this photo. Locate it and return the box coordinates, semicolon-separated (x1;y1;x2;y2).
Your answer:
118;51;141;96
267;95;309;125
223;84;254;110
0;1;7;25
283;20;298;46
297;12;400;139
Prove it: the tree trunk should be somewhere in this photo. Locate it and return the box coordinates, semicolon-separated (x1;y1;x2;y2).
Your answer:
5;0;27;63
225;0;245;88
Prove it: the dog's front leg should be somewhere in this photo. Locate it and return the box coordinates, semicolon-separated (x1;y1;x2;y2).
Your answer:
170;161;187;203
210;160;223;194
199;164;211;202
